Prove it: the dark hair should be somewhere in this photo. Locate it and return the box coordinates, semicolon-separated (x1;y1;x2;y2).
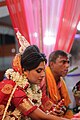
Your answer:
49;50;71;65
21;45;47;71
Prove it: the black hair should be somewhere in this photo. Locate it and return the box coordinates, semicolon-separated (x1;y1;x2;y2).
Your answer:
49;50;71;65
21;45;47;71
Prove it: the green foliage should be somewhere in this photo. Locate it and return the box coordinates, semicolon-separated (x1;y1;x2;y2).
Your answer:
68;66;78;73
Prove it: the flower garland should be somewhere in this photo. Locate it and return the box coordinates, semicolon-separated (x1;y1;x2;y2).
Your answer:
5;68;42;119
5;68;28;88
5;68;42;106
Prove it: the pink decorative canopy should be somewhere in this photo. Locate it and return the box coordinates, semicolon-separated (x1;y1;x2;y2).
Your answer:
6;0;80;58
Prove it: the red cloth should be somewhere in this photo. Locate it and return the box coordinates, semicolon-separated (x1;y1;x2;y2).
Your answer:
0;80;15;105
0;79;37;119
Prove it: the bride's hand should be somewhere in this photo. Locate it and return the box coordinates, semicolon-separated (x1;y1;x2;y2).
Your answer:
50;108;64;116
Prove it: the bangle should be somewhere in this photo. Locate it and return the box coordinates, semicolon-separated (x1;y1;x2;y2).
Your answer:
61;106;67;114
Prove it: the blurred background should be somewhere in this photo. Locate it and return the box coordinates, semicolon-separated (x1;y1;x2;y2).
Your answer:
0;0;80;111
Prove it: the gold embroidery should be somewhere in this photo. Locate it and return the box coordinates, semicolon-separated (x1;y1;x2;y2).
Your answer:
0;105;5;115
18;99;33;112
1;84;13;94
44;100;53;110
12;54;22;74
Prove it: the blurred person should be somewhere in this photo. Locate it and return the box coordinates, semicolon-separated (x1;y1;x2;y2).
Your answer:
45;50;73;119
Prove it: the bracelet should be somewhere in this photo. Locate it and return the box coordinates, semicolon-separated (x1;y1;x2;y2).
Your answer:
61;106;67;114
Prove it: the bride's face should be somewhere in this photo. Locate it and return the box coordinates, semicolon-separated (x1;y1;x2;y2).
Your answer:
25;61;46;85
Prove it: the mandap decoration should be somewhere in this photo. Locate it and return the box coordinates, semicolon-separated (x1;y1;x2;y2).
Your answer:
6;0;80;58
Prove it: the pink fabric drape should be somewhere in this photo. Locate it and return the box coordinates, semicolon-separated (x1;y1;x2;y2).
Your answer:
6;0;80;58
54;0;80;52
6;0;30;43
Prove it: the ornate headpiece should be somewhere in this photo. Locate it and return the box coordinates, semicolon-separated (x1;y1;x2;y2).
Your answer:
16;30;30;54
12;30;30;73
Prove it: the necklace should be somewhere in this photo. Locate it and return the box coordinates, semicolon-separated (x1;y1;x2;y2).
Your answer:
4;68;42;119
5;68;42;106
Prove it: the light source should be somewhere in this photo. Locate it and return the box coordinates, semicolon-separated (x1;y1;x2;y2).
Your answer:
77;21;80;31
